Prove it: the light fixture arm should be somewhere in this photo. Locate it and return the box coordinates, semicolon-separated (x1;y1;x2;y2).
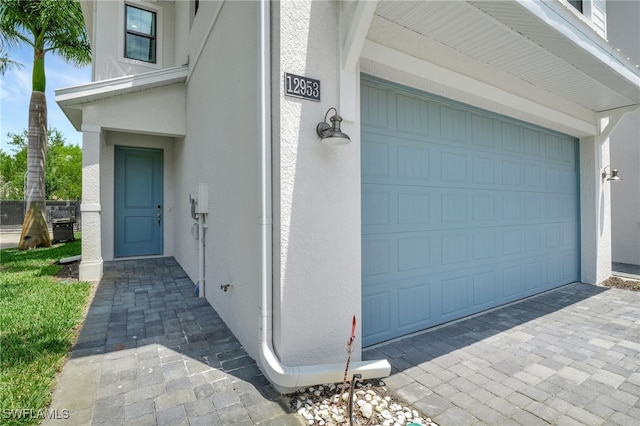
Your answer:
324;107;338;127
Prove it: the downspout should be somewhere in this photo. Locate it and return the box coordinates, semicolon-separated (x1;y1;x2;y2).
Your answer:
198;210;207;298
257;0;390;390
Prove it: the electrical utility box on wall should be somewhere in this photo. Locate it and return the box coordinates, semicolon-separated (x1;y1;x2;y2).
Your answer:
195;183;209;214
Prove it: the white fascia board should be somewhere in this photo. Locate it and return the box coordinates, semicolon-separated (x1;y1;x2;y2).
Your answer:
342;1;377;72
361;40;597;137
55;65;188;107
516;0;640;97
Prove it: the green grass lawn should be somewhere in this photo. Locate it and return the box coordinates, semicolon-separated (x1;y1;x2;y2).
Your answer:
0;238;91;426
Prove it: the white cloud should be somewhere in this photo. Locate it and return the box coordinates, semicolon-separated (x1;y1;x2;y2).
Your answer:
1;66;31;101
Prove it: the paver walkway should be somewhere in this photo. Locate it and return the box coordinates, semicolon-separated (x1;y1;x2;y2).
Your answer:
364;282;640;425
45;257;302;426
46;256;640;425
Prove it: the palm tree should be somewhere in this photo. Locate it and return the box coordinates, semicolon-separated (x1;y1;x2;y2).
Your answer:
0;0;90;249
0;45;22;74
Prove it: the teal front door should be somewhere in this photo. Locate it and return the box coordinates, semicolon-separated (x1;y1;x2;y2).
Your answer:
115;146;163;257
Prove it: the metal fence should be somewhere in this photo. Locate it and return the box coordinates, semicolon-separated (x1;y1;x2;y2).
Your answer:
0;200;81;230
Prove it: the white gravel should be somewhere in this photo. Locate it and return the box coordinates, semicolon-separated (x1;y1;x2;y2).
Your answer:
290;380;439;426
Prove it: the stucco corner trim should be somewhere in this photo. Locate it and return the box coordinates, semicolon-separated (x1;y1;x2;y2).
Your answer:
81;124;102;133
81;203;101;213
79;258;103;283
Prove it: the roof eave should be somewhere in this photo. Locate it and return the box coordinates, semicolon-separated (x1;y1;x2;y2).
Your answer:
55;66;188;130
474;0;640;106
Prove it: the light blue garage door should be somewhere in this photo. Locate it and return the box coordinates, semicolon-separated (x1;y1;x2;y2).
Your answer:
361;78;579;346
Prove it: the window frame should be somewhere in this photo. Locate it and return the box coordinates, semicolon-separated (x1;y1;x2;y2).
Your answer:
568;0;583;13
124;4;157;64
118;1;163;69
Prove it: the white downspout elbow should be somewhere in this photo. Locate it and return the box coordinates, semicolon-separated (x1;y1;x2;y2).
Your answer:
257;0;390;392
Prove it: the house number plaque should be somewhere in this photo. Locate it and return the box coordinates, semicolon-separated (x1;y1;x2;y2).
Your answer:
285;73;320;101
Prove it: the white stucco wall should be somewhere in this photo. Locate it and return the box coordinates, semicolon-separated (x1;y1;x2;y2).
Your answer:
83;84;186;137
273;0;363;366
610;112;640;264
173;0;261;359
607;0;640;265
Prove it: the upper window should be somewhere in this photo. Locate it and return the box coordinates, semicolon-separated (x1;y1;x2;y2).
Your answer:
125;4;156;63
568;1;583;13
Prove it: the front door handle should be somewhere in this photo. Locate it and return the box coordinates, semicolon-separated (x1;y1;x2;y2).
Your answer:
157;205;162;225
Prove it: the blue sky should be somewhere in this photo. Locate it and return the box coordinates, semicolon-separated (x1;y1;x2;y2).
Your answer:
0;44;92;152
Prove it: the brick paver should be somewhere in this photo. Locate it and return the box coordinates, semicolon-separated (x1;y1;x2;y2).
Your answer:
44;257;640;425
365;283;640;425
44;258;301;425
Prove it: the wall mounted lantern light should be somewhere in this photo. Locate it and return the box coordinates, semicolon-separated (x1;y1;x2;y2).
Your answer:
317;107;351;145
602;165;622;181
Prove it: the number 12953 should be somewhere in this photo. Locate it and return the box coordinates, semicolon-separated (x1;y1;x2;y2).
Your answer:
285;73;320;101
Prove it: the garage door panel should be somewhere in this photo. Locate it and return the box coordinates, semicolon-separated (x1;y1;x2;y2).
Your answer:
471;113;498;148
502;228;523;255
472;157;497;185
362;290;393;342
361;85;389;129
472;194;495;222
501;122;524;153
524;262;544;291
441;276;470;318
361;189;391;227
362;238;392;279
441;152;469;183
473;271;498;308
364;230;576;274
398;146;431;181
362;78;579;345
397;282;432;328
503;265;524;298
396;92;432;136
398;235;431;272
363;131;577;190
399;192;431;224
362;138;390;178
440;104;469;144
362;254;578;345
562;254;578;280
473;231;497;261
364;187;575;235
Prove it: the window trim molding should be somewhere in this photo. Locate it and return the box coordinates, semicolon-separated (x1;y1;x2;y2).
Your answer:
118;1;163;69
561;0;607;39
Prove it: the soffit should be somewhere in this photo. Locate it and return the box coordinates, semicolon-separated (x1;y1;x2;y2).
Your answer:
372;0;640;113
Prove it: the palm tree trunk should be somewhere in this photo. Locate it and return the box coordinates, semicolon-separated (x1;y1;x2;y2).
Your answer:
19;91;51;249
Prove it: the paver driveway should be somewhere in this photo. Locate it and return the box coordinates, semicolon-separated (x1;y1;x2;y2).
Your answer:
364;282;640;425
